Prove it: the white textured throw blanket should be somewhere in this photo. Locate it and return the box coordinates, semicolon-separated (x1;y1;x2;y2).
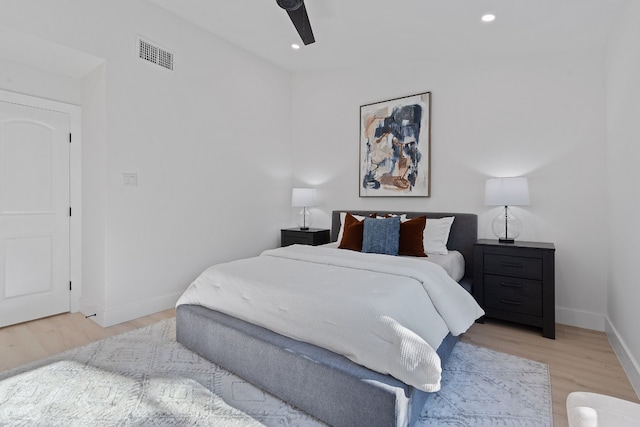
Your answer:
177;245;484;391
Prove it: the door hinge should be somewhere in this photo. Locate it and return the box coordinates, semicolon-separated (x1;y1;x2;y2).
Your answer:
69;133;72;143
69;281;72;291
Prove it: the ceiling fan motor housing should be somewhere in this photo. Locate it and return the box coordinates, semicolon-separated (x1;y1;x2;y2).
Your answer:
276;0;304;12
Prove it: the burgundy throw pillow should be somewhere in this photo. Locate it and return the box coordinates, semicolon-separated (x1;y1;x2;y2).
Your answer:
338;213;365;251
398;216;427;257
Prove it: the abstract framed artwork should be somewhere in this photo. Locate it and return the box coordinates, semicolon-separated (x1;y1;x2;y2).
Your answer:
359;92;431;197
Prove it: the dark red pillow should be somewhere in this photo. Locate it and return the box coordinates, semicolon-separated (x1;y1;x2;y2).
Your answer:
398;216;427;257
338;213;365;251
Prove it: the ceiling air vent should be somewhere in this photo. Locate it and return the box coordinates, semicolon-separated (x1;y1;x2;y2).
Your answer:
137;37;174;71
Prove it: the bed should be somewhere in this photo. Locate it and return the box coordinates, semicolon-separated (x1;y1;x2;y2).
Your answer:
176;210;481;427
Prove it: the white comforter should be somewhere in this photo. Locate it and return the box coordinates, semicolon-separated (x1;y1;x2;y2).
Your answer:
176;245;484;392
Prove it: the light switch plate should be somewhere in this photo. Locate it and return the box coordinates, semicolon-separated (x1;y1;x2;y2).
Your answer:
122;173;137;187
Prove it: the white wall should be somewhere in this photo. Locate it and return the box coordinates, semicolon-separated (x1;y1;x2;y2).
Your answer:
291;51;609;330
0;0;293;326
605;0;640;395
80;63;108;319
0;1;624;339
0;56;81;104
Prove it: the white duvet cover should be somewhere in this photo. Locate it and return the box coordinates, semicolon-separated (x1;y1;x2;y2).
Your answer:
322;242;465;281
176;244;484;392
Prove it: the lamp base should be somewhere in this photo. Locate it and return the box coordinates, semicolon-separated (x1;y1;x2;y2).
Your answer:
297;207;313;230
492;206;522;242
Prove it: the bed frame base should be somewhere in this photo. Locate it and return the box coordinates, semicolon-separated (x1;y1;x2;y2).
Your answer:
176;304;457;427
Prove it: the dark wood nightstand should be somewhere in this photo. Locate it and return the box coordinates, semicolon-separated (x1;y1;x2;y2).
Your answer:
281;228;331;247
473;239;556;339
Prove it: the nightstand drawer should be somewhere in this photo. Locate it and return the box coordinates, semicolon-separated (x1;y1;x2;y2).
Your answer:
484;273;542;316
281;228;330;247
485;291;542;316
484;274;542;297
283;233;314;245
484;254;542;280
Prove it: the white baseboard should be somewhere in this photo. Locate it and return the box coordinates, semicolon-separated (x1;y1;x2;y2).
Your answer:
80;291;181;327
555;306;606;331
606;318;640;398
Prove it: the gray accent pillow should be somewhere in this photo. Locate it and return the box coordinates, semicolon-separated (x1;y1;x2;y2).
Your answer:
362;216;400;255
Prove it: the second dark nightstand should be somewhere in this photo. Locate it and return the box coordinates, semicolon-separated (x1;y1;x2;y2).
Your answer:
473;239;556;339
281;228;330;247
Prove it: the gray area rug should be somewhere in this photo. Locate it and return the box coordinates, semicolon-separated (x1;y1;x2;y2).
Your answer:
0;319;551;426
420;343;552;426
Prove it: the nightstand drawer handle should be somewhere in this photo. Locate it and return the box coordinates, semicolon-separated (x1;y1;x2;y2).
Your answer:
500;261;524;268
500;299;523;306
500;282;523;289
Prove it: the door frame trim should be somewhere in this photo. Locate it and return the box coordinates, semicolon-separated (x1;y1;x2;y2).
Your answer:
0;89;81;313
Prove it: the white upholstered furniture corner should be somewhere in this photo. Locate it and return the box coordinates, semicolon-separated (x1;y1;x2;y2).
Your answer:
567;391;640;427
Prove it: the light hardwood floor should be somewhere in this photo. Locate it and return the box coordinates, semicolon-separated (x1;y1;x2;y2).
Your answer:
1;311;638;426
462;319;640;427
0;309;175;373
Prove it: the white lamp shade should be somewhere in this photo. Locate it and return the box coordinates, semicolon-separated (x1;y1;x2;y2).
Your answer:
485;177;530;206
291;188;317;207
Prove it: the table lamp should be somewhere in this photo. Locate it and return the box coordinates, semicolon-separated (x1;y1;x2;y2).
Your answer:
291;188;317;230
485;177;530;243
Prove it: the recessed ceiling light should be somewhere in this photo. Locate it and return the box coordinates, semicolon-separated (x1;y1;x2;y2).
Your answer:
291;43;301;50
482;14;496;22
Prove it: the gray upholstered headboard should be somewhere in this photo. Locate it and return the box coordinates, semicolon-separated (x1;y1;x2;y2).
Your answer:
330;210;478;280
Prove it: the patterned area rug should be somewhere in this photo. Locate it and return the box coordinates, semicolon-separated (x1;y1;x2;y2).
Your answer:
421;342;552;426
0;319;552;426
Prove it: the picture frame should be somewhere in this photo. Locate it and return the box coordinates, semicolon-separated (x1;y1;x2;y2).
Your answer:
359;92;431;197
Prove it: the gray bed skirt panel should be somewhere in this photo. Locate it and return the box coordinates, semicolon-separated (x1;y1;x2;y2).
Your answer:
176;304;458;427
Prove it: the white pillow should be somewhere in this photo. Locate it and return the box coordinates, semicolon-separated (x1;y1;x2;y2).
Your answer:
381;213;408;221
423;216;455;255
336;212;366;244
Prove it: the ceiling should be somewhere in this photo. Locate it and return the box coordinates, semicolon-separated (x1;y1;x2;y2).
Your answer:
149;0;626;72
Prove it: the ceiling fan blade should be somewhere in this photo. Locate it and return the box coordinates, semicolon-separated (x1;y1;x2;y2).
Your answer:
287;3;315;45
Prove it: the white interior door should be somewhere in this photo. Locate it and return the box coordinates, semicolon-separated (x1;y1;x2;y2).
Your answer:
0;100;70;327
